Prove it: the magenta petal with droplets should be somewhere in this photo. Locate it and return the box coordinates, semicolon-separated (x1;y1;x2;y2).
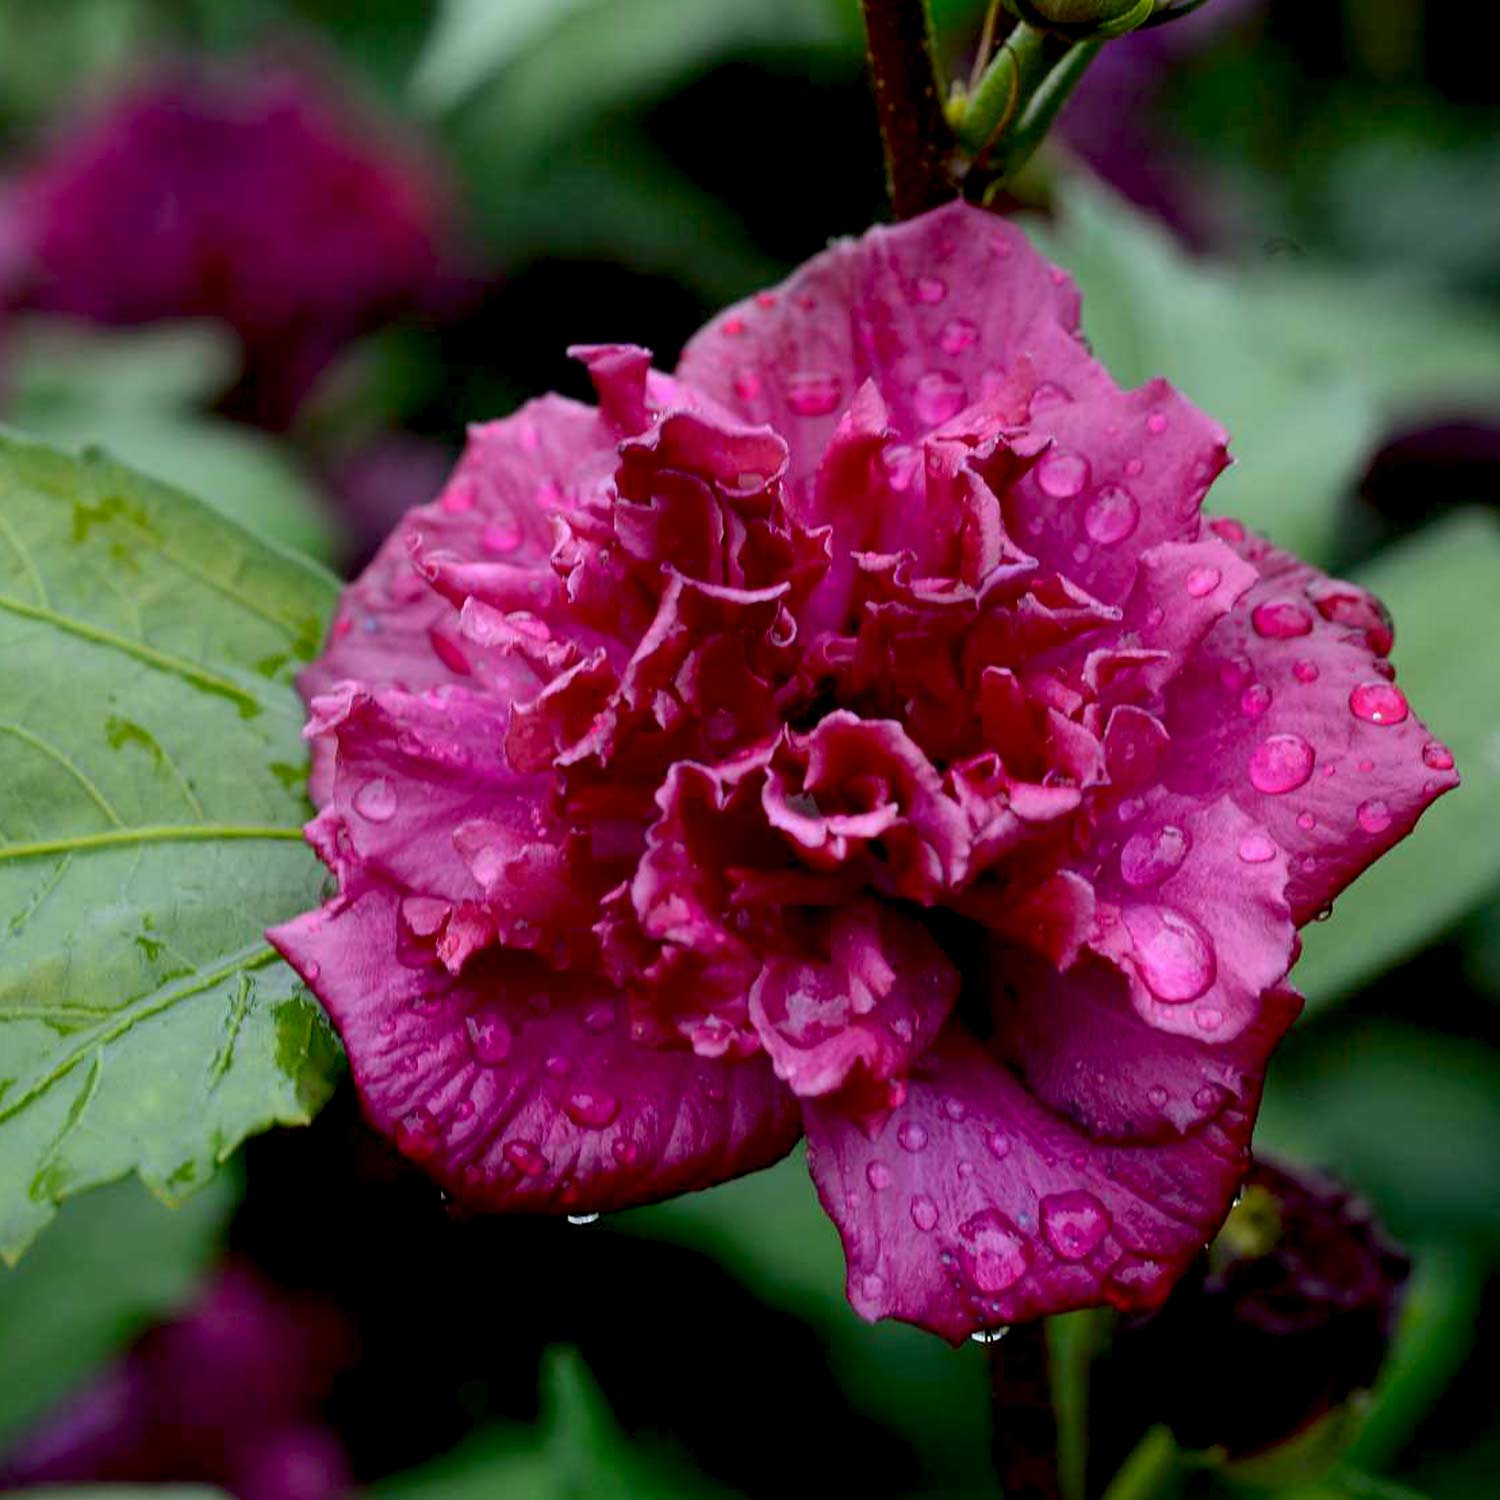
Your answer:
270;201;1455;1340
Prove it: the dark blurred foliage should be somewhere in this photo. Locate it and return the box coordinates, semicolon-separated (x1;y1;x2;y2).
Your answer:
0;3;1498;1498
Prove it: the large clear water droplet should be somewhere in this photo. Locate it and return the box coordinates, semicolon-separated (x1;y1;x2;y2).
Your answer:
1249;733;1315;794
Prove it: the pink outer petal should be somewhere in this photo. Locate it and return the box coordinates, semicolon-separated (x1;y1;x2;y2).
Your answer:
804;1020;1281;1344
1006;382;1230;606
748;901;958;1097
676;201;1113;490
268;887;801;1213
992;944;1302;1144
1162;527;1460;922
300;392;613;717
1089;793;1295;1042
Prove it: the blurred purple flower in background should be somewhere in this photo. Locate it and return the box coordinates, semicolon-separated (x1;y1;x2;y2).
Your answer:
0;60;466;426
0;1261;356;1500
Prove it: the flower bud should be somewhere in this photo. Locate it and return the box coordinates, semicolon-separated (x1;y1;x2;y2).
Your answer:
1095;1159;1410;1462
1005;0;1157;40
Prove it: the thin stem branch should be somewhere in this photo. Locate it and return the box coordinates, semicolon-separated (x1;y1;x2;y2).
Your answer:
968;0;1005;95
989;36;1105;187
859;0;959;218
989;1322;1064;1500
957;21;1051;157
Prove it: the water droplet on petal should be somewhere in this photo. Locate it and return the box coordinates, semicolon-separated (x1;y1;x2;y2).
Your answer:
961;1209;1029;1292
1029;381;1071;415
914;370;966;426
1349;681;1409;726
1185;566;1221;598
1249;734;1315;794
1122;906;1216;1003
1119;824;1190;888
1251;600;1314;639
1238;831;1277;863
564;1087;619;1129
1195;1005;1224;1032
1037;450;1089;499
1239;683;1272;719
910;1194;940;1232
1357;798;1392;833
466;1014;512;1065
1084;485;1140;545
1296;810;1316;831
1040;1190;1111;1261
582;1002;616;1034
1423;741;1455;771
987;1131;1011;1160
898;1121;929;1153
859;1272;887;1303
1146;412;1168;435
866;1160;893;1191
353;778;397;822
1147;1085;1169;1108
481;514;522;555
785;370;842;417
504;1140;547;1178
938;316;978;354
915;275;947;304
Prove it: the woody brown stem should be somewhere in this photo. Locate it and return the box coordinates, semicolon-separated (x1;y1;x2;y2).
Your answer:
859;0;961;218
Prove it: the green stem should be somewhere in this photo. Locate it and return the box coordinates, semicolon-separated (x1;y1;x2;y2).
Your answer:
988;35;1106;187
956;21;1051;156
858;0;960;218
1100;1426;1184;1500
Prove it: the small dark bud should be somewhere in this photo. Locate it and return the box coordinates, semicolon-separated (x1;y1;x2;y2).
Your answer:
1094;1159;1410;1463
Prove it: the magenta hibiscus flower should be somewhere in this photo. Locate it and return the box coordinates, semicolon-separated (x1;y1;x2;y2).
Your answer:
269;203;1455;1342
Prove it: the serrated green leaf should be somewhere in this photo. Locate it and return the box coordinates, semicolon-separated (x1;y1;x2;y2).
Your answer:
3;320;339;564
1292;511;1500;1005
14;412;340;566
375;1346;731;1500
0;429;342;1261
0;1169;236;1448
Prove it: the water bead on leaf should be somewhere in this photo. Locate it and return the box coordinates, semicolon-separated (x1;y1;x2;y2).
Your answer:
268;202;1456;1344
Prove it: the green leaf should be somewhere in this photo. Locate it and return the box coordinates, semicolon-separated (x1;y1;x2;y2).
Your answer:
6;320;241;414
1025;179;1500;568
1049;1309;1109;1500
0;1169;236;1449
1291;510;1500;1006
1258;1022;1500;1248
426;0;854;161
412;0;595;110
0;429;342;1261
15;412;340;567
4;321;339;564
1345;1243;1485;1476
374;1346;732;1500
